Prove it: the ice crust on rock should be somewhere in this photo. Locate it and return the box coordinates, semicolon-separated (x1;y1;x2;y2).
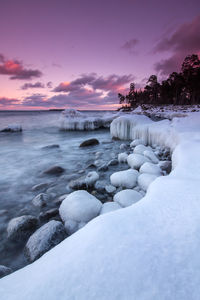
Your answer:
60;109;118;131
7;215;38;241
139;162;162;175
3;113;200;300
59;190;102;223
114;189;143;207
143;150;159;163
130;139;146;148
133;144;148;155
127;153;149;170
100;202;121;215
137;173;158;191
110;169;138;189
118;152;128;163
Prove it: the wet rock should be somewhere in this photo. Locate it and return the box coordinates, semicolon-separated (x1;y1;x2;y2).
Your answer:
94;180;107;193
31;182;49;192
159;160;172;173
69;171;99;190
0;265;12;279
25;220;67;262
43;166;65;175
1;124;22;133
32;193;50;208
107;159;118;166
80;138;99;147
105;185;116;194
97;164;108;171
0;209;8;216
7;215;38;241
39;208;59;222
41;144;60;150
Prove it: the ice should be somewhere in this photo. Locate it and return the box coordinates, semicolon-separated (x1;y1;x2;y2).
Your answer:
130;139;146;148
60;109;118;131
59;190;102;223
133;144;148;154
2;113;200;299
137;173;159;191
100;202;121;215
143;150;159;164
114;189;143;207
118;152;128;163
110;169;138;189
139;162;162;175
127;153;150;169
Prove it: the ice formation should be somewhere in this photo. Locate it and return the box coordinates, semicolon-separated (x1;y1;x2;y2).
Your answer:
127;153;150;169
118;152;128;163
2;113;200;299
110;169;138;189
60;109;119;130
139;162;162;175
114;189;143;207
100;202;121;215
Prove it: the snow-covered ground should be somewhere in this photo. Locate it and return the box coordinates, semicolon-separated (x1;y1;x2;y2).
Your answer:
1;111;200;299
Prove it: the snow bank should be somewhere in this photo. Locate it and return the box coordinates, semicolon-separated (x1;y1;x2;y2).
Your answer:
2;113;200;299
60;109;119;130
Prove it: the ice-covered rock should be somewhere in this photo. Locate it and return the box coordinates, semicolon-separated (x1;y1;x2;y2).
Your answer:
80;138;99;147
139;162;162;175
137;173;158;191
0;265;12;279
32;193;50;207
127;153;149;170
59;190;102;223
105;185;116;194
110;169;138;189
158;160;172;173
25;220;66;262
114;189;143;207
143;150;159;163
64;219;78;235
130;139;146;148
119;143;127;150
39;208;59;222
7;215;38;241
97;164;108;171
118;152;128;163
100;202;121;215
107;159;118;166
133;144;148;155
1;124;22;133
69;171;99;190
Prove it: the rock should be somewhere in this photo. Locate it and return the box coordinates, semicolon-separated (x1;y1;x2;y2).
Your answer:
80;138;99;147
94;180;107;193
107;159;118;166
119;143;127;150
69;171;99;190
25;220;67;262
39;208;59;222
7;215;38;241
100;202;121;215
139;162;162;175
118;152;128;163
130;139;146;148
137;173;158;191
0;265;12;279
64;219;78;235
0;209;8;216
114;189;143;207
97;164;108;171
105;185;116;194
143;150;159;164
127;153;150;170
110;169;139;189
59;190;102;223
43;166;65;175
32;193;50;208
41;144;60;150
158;160;172;173
134;144;148;155
1;124;22;133
31;183;49;192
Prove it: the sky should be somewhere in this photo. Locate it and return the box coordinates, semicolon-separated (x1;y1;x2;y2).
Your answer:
0;0;200;110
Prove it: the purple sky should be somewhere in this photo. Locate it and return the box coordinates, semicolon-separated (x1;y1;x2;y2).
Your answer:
0;0;200;110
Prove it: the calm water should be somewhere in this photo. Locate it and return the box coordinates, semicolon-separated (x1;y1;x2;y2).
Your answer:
0;110;127;270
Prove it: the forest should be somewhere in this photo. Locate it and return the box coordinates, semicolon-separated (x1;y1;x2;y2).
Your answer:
118;54;200;108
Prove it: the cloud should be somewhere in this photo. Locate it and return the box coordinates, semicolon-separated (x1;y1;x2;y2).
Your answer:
47;81;53;88
154;15;200;76
0;54;42;80
121;39;139;54
0;97;20;106
53;73;134;93
20;82;45;90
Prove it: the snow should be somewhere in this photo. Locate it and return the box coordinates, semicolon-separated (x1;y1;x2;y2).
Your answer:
114;189;143;207
139;162;162;175
130;138;146;147
133;144;148;154
60;109;119;130
127;153;150;169
143;149;159;163
85;171;99;186
118;152;128;163
110;169;138;189
137;173;159;191
100;202;121;215
59;190;102;223
2;113;200;299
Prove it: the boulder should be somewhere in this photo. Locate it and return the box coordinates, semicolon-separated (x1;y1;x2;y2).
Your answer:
32;193;50;208
110;169;138;189
114;189;143;207
31;183;49;192
25;220;67;262
39;208;59;222
7;215;38;241
139;162;162;175
0;265;12;279
43;166;65;175
127;153;149;170
80;138;99;147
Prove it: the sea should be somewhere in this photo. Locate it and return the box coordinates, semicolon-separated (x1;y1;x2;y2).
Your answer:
0;110;126;270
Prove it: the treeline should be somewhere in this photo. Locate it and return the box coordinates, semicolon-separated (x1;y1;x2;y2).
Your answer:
118;54;200;108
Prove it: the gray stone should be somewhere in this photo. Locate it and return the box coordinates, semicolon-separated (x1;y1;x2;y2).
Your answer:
39;208;59;222
7;215;38;241
31;182;49;192
80;138;99;147
41;144;60;150
97;164;108;172
43;166;65;175
25;220;67;262
105;185;116;194
107;159;118;166
0;265;12;279
32;193;50;208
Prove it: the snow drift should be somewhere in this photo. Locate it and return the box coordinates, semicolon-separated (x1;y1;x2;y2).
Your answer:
1;113;200;299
